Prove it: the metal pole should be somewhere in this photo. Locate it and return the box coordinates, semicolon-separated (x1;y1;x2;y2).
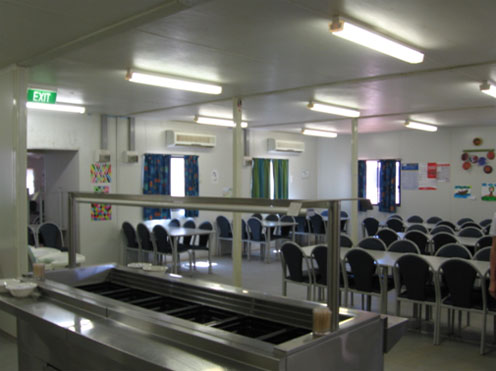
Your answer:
350;118;359;243
68;193;76;268
327;200;340;332
232;97;243;287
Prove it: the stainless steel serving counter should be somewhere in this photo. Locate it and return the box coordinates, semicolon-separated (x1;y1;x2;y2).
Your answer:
0;264;406;370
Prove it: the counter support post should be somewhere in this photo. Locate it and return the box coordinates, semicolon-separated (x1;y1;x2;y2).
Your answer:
327;200;340;332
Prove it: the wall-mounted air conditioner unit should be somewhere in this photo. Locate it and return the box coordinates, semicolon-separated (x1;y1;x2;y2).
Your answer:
95;149;111;162
122;150;139;163
267;138;305;153
165;130;216;148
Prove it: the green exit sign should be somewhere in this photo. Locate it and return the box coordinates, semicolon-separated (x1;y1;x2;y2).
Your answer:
27;88;57;104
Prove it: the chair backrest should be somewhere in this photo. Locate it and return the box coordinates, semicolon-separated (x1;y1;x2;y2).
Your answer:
122;222;139;248
216;215;232;238
388;240;420;254
406;224;428;233
321;210;328;217
475;236;492;251
137;223;154;251
247;217;265;242
241;219;249;240
311;245;328;284
362;217;379;236
426;216;442;224
435;220;457;230
458;227;483;238
280;215;295;237
483;224;491;235
432;232;459;252
376;228;399;247
294;216;309;232
38;222;63;250
152;225;172;253
395;254;433;300
340;210;349;218
198;221;213;248
385;218;405;232
460;222;482;230
168;219;180;227
404;231;429;254
251;213;262;220
406;215;424;223
435;243;472;259
309;214;326;234
182;220;196;246
388;214;403;221
340;234;353;248
430;225;455;235
439;259;479;308
456;217;474;226
280;242;305;282
473;246;491;261
28;226;37;246
345;248;377;292
357;237;387;251
265;214;279;221
479;218;492;227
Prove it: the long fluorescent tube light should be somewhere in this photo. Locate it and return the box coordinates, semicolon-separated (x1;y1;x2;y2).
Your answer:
404;120;437;132
480;81;496;98
194;115;248;128
26;102;86;114
302;128;338;138
307;101;360;117
330;17;424;64
127;70;222;95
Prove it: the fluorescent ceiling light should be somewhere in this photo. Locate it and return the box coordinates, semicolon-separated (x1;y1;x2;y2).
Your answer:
480;81;496;98
307;101;360;117
26;102;85;114
302;128;338;138
404;120;437;132
127;69;222;95
330;17;424;64
194;115;248;128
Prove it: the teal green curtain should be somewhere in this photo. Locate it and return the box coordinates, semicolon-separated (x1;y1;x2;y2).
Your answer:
379;160;396;213
273;159;289;199
184;155;199;217
251;158;270;198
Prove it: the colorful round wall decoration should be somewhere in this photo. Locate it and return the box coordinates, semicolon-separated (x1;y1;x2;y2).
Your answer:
478;157;487;166
473;137;482;146
471;155;479;163
484;165;493;174
461;153;469;161
463;161;471;170
488;151;495;159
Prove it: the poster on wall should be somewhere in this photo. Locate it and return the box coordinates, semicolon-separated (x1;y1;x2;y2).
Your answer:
418;163;437;190
437;163;451;182
90;163;112;183
400;163;419;190
453;185;472;199
481;183;496;201
91;185;112;220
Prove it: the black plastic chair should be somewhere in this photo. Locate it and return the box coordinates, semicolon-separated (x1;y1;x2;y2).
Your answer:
473;246;491;261
340;210;349;232
137;223;155;263
247;217;268;261
436;259;487;354
279;215;295;241
456;217;474;226
388;214;403;221
362;217;379;237
38;222;65;251
190;221;214;272
309;214;326;243
406;215;424;223
122;222;139;263
28;226;37;247
180;219;196;249
432;233;459;254
435;243;472;259
388;240;420;254
216;215;232;255
340;234;353;248
431;225;455;235
311;245;348;304
251;213;262;220
169;219;180;227
479;219;492;227
406;224;428;234
357;237;387;251
265;214;279;221
404;231;430;255
474;236;492;252
458;227;483;238
460;222;482;230
153;224;192;270
426;216;442;224
394;254;438;343
294;216;311;244
376;228;399;247
385;218;405;232
436;220;457;231
280;242;313;300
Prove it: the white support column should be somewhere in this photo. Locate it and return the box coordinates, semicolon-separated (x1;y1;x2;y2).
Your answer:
350;118;359;243
232;97;243;287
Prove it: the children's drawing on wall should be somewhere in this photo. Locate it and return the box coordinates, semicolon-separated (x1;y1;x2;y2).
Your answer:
453;185;472;199
90;162;112;183
481;183;496;201
91;185;112;220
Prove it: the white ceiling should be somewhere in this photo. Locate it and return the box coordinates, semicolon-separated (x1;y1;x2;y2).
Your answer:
5;0;496;134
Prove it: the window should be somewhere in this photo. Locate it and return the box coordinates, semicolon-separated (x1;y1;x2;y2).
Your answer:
251;158;288;199
362;160;401;206
26;168;35;196
170;157;185;218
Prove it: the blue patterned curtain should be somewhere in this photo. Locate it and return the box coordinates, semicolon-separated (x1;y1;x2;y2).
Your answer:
358;160;367;211
379;160;396;213
251;158;271;198
184;155;199;217
143;154;171;219
272;159;289;199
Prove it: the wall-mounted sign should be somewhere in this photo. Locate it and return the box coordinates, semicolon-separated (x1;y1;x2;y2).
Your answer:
26;88;57;104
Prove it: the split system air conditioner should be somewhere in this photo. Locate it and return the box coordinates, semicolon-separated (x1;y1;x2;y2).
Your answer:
165;130;216;148
267;138;305;153
95;149;111;163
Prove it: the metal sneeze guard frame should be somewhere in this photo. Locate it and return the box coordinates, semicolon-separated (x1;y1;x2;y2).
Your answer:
68;192;368;332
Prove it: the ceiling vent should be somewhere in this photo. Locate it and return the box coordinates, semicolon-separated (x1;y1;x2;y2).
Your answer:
267;138;305;153
165;130;216;148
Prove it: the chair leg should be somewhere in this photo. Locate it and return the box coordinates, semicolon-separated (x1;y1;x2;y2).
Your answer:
361;295;365;310
366;295;372;311
395;300;400;316
306;286;312;301
480;312;487;355
282;281;287;297
434;304;440;345
207;249;212;274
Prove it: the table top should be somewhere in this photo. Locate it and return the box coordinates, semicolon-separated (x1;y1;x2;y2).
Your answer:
261;220;297;228
167;227;213;237
397;232;480;247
